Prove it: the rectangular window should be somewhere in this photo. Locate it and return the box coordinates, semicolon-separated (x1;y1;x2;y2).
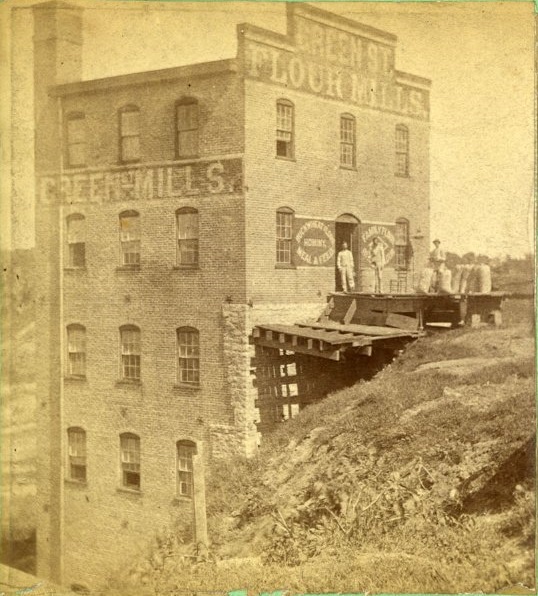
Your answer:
276;101;294;158
120;213;141;266
67;326;86;377
177;102;199;157
121;328;141;380
276;211;293;265
177;209;199;266
66;115;86;167
340;116;355;167
120;435;140;490
120;108;140;162
68;429;87;482
395;126;409;176
67;216;86;268
178;329;200;385
395;221;409;268
177;443;195;497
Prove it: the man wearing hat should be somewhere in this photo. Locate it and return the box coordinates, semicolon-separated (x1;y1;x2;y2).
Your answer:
429;239;446;292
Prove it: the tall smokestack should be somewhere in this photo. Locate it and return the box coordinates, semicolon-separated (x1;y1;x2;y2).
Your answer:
32;1;82;585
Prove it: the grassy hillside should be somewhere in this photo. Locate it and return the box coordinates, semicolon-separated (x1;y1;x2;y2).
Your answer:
106;299;535;595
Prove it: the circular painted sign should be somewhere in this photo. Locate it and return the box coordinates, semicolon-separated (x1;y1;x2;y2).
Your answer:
361;224;395;264
295;220;335;266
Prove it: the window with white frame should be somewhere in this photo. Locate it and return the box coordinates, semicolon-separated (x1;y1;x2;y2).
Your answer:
395;125;409;176
120;325;141;381
119;106;140;162
177;440;196;498
176;99;199;158
340;114;355;167
66;113;87;167
276;208;293;265
120;433;140;490
67;324;86;377
276;100;294;159
67;427;87;482
119;211;141;266
177;327;200;385
395;218;410;269
66;214;86;268
176;208;199;267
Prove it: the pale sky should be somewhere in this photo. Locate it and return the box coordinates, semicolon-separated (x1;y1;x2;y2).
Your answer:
4;0;535;257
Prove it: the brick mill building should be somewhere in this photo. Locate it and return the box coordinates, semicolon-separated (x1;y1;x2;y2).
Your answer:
33;1;430;589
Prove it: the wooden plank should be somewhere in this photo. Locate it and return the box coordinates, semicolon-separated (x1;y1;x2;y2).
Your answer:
253;337;340;361
343;298;357;325
257;324;358;345
300;321;417;338
385;313;420;332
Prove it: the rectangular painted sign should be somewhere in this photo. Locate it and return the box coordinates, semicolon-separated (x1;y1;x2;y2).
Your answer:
37;158;243;204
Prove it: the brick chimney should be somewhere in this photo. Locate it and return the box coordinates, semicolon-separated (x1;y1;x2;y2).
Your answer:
32;1;83;585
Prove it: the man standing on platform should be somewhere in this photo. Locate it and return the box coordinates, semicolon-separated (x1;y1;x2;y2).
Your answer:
429;239;446;292
337;242;355;293
370;236;385;294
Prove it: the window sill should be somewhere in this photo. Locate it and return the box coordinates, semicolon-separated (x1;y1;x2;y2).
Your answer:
116;379;142;387
172;496;193;506
394;173;410;178
118;159;141;165
64;375;87;382
173;265;200;271
64;478;88;487
275;263;297;270
339;165;357;171
64;267;87;272
275;156;296;162
116;487;142;496
173;383;201;391
116;265;141;272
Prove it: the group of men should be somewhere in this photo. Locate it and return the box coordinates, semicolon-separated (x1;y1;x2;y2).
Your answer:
337;238;446;294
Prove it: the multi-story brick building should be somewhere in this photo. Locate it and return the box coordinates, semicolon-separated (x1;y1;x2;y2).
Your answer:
33;1;430;589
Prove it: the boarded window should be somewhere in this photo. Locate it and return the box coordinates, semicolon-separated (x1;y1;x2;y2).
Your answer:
395;125;409;176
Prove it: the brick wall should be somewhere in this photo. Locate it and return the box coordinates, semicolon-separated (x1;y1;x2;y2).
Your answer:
243;78;430;302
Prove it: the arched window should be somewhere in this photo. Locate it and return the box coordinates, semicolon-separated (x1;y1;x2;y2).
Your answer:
66;324;86;377
66;214;86;268
120;433;140;490
120;325;141;380
276;99;294;159
176;208;199;267
395;217;410;269
177;327;200;385
276;207;294;265
119;210;141;266
340;114;355;168
65;112;86;167
67;427;87;482
395;125;409;176
119;105;140;162
176;98;199;158
176;440;197;498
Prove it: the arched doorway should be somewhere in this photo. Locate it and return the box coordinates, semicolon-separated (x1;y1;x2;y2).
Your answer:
335;213;360;291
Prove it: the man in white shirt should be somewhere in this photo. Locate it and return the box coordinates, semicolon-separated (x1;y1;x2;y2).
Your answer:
370;236;385;294
429;239;446;292
337;242;355;292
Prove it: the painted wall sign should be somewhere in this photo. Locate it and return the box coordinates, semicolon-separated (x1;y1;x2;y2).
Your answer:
360;224;395;265
294;218;336;266
37;158;243;204
242;16;429;120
